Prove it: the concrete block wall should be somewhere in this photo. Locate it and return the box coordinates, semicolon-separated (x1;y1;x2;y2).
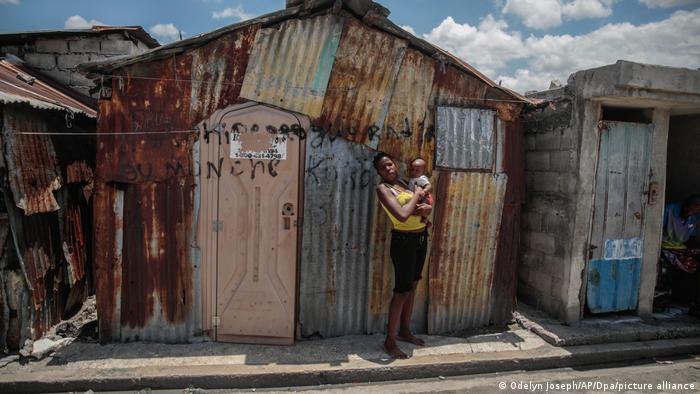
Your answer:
519;87;581;319
1;33;150;97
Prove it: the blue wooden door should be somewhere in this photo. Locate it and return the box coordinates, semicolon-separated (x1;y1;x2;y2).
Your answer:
586;121;652;313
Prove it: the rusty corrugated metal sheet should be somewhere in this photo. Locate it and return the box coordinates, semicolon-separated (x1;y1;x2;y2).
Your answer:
97;27;258;184
93;180;122;341
189;24;259;119
63;204;87;286
299;133;377;337
315;15;406;148
435;107;496;170
491;119;524;325
2;110;62;215
0;59;96;117
66;160;95;201
428;171;507;332
240;14;344;117
377;48;435;169
93;27;259;341
119;180;195;342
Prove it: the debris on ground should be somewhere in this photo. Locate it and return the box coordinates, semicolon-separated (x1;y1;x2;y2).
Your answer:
13;295;97;362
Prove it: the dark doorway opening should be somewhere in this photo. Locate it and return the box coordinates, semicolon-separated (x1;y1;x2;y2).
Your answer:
654;114;700;317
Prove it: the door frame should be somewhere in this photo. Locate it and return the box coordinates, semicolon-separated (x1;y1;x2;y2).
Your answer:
573;105;670;321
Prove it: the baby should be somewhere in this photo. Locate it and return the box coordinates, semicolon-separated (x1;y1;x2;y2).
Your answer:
408;157;433;226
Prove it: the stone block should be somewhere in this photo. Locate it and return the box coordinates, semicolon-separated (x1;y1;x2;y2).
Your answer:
559;127;577;150
70;71;94;87
24;53;55;70
550;151;572;172
535;131;561;150
521;249;544;269
100;39;135;55
42;69;71;85
526;151;549;171
530;232;556;255
529;271;553;295
35;39;68;54
543;212;570;239
1;45;21;56
525;134;536;151
68;38;100;53
57;54;91;70
534;171;560;192
560;173;578;195
524;211;543;232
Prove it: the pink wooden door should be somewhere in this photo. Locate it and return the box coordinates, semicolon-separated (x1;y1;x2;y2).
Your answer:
199;102;307;344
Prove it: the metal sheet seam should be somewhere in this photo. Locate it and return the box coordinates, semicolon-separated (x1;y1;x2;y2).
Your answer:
371;45;407;150
191;139;203;338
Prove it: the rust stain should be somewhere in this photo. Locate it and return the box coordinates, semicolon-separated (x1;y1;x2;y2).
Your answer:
66;161;95;201
379;49;436;172
316;15;406;147
93;27;258;340
120;180;193;328
428;171;507;333
3;110;62;215
189;24;259;120
491;119;524;325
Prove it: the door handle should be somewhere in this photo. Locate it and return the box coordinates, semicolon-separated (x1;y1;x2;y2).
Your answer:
282;203;295;230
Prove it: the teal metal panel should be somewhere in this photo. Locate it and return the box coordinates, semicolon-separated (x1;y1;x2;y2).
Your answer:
240;14;344;117
586;258;641;313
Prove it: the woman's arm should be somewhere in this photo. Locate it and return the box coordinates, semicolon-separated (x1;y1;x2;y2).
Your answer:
376;185;424;222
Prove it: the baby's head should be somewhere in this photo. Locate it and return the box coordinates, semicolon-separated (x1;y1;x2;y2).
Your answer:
410;157;427;178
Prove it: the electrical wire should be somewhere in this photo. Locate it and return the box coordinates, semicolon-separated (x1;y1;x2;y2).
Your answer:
96;73;529;104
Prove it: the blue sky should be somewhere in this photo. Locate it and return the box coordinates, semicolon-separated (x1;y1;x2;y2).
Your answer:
1;0;699;92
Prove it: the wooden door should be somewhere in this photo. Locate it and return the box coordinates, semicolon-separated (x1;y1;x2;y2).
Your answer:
586;121;653;313
200;102;307;344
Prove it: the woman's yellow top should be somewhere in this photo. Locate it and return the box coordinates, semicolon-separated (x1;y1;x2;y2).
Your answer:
380;184;426;232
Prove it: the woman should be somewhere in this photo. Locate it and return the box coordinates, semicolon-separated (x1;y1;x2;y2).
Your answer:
373;152;432;359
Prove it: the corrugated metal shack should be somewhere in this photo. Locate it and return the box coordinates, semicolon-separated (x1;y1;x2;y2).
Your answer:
82;0;529;343
0;58;97;351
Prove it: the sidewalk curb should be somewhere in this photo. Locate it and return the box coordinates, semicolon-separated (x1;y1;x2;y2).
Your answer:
3;337;700;393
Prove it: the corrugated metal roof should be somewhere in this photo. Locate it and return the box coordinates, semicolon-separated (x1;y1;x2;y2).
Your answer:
299;134;378;337
0;26;160;48
429;171;507;333
378;48;436;169
2;109;62;215
0;59;96;117
240;14;344;117
316;16;407;148
80;2;528;105
436;107;496;171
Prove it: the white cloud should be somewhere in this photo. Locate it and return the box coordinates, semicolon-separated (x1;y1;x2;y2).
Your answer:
639;0;698;8
400;25;417;35
0;0;20;5
423;9;700;93
424;15;527;77
503;0;563;30
212;5;253;20
64;15;104;29
149;23;183;43
563;0;614;20
503;0;616;29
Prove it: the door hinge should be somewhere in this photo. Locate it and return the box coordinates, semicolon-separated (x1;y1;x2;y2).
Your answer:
212;220;223;232
212;316;220;327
